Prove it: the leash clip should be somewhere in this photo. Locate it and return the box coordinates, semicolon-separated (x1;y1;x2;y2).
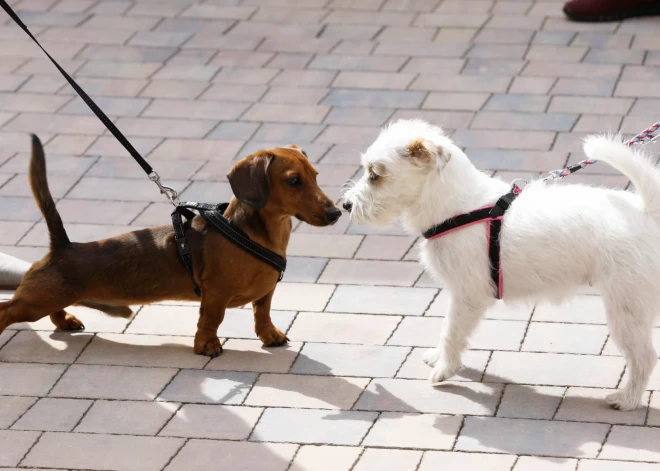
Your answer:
149;172;180;206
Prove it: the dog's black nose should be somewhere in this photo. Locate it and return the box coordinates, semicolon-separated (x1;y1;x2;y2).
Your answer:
326;207;342;223
342;201;352;212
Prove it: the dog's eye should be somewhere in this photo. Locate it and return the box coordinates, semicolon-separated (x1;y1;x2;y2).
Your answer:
368;171;380;181
287;177;302;186
301;150;308;158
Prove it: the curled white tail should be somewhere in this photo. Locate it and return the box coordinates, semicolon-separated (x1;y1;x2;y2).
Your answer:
583;135;660;217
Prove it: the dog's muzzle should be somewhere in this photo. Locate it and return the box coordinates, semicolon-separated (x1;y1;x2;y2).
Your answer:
342;201;353;212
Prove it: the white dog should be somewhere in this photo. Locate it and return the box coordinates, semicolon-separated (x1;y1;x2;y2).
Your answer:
342;119;660;411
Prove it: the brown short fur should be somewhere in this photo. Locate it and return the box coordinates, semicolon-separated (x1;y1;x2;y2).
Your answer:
0;135;340;356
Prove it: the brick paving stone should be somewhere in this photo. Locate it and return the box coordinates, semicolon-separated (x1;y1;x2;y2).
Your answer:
12;397;91;431
354;449;423;471
23;432;184;471
76;333;207;369
251;408;377;445
388;317;527;350
326;285;437;316
76;400;179;435
579;461;660;471
600;426;660;462
423;92;490;111
532;296;607;324
206;339;302;373
472;111;577;132
0;330;91;363
291;343;409;377
509;76;556;95
288;312;401;345
484;352;625;387
319;259;422;286
363;412;463;450
287;233;362;258
0;396;37;428
497;384;565;420
456;417;609;457
323;89;425;109
412;74;511;93
514;457;577;471
243;103;330;124
245;373;369;410
166;439;297;471
158;369;257;404
0;363;66;396
354;379;503;415
522;322;608;354
160;404;262;440
50;364;177;401
282;256;327;283
0;430;40;467
289;445;362;471
418;451;516;471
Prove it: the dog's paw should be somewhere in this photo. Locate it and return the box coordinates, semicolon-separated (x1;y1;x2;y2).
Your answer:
606;390;641;411
257;326;289;347
194;336;223;358
51;313;85;331
423;349;442;368
429;360;462;384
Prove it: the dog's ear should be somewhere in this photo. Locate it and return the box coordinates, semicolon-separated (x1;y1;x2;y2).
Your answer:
406;138;435;166
227;152;273;209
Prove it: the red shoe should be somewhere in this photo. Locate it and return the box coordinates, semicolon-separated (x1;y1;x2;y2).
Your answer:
563;0;660;21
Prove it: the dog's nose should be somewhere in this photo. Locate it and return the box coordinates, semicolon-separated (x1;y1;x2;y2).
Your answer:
325;207;342;223
342;201;352;212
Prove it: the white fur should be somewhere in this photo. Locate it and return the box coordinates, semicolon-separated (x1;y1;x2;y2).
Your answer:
343;119;660;411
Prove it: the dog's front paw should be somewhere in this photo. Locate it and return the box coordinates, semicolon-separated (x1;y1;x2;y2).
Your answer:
423;349;442;368
257;326;289;347
429;360;462;384
606;390;642;411
194;336;223;358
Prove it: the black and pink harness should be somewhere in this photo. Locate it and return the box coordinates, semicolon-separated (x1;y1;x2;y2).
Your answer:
422;186;521;299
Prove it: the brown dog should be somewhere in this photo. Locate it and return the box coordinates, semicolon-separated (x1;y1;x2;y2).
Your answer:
0;135;341;356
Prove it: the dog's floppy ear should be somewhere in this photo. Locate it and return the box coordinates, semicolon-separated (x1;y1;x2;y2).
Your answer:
406;138;435;166
227;152;273;209
406;138;448;168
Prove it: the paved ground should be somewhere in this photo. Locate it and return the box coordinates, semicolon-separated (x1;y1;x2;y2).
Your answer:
0;0;660;469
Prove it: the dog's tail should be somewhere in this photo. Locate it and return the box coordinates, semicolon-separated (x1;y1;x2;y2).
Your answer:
29;134;70;249
583;135;660;218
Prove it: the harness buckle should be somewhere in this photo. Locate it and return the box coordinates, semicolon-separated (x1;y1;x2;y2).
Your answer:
489;192;518;219
149;171;180;207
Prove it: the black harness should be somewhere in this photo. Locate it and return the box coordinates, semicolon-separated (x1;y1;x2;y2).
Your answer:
0;0;287;297
422;190;519;299
171;202;287;297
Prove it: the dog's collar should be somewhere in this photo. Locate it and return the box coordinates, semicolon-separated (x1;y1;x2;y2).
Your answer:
422;189;519;299
171;202;287;297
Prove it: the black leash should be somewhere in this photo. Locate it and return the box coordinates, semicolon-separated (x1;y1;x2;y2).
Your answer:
1;0;287;296
0;0;180;203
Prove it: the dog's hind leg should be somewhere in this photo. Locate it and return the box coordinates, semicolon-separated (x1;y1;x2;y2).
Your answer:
0;295;81;334
603;292;657;411
50;310;85;330
424;293;489;383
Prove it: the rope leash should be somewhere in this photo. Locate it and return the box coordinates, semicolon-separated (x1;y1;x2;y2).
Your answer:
544;121;660;181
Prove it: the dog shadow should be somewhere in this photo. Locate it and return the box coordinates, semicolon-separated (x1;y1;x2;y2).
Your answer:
10;330;660;463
